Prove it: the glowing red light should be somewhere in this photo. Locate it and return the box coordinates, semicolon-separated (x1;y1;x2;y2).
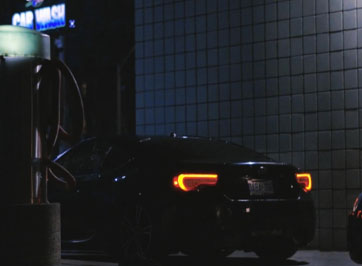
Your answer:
296;173;312;192
173;173;218;191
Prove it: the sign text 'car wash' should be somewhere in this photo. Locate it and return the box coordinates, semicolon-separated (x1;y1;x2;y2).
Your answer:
12;3;65;31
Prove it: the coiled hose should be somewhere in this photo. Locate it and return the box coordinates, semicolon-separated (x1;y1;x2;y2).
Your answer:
35;58;85;202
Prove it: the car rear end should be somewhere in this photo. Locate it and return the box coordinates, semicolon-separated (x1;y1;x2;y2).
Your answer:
136;137;315;258
168;161;315;255
220;162;314;249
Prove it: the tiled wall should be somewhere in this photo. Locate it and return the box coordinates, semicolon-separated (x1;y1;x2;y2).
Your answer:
134;0;362;250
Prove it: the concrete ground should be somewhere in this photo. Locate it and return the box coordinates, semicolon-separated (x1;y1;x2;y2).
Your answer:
61;250;360;266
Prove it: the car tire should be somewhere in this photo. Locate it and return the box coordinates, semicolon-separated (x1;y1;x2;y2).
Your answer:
349;248;362;264
103;202;166;265
348;215;362;264
183;248;234;260
254;237;297;262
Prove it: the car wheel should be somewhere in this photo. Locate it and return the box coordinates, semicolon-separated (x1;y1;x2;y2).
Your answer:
104;202;165;265
350;248;362;264
183;248;234;260
118;203;152;260
348;216;362;264
254;237;297;262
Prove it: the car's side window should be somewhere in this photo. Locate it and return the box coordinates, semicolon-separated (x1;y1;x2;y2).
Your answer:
101;146;132;178
58;139;111;178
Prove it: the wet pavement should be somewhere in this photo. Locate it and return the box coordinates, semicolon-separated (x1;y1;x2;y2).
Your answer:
61;250;359;266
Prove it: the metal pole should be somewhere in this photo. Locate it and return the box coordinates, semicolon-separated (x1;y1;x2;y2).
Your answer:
0;25;60;266
116;63;122;135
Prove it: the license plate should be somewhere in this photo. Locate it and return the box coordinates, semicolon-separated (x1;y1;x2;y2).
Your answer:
247;179;274;196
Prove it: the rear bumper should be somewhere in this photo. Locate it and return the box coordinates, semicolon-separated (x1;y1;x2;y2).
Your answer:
165;194;315;252
227;197;315;242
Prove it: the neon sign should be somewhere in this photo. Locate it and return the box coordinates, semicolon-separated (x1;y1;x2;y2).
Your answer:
25;0;45;8
12;3;66;31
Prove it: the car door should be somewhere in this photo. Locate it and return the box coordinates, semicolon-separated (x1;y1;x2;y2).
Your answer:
49;138;112;242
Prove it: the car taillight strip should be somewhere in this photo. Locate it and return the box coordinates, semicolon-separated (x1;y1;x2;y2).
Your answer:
295;173;312;192
173;173;218;191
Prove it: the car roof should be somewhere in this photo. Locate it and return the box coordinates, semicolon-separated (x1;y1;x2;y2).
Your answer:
100;135;273;164
54;135;275;165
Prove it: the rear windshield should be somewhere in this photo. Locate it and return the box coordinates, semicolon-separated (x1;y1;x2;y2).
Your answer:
135;137;272;163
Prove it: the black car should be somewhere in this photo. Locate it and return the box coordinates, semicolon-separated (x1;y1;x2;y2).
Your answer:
348;193;362;263
49;135;315;264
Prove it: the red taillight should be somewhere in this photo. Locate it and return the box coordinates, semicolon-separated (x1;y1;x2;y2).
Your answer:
296;173;312;192
173;173;218;192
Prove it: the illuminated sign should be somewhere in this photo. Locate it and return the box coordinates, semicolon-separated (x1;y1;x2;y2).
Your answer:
12;3;66;31
69;20;75;28
25;0;45;8
12;11;34;30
